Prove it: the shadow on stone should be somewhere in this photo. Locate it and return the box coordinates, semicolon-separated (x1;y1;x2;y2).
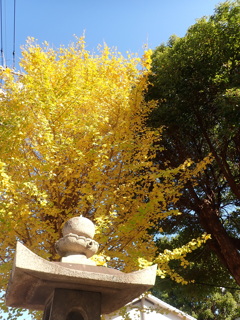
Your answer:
66;310;84;320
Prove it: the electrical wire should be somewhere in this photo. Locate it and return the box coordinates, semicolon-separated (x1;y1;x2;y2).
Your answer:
3;0;6;66
0;0;16;68
12;0;16;68
194;281;240;291
0;0;3;66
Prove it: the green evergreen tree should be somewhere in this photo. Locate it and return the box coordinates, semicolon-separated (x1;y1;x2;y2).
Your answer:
147;1;240;318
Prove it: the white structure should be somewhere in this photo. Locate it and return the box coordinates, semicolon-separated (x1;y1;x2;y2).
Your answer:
103;294;196;320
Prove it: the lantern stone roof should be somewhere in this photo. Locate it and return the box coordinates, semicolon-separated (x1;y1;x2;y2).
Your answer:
6;216;157;316
6;241;157;314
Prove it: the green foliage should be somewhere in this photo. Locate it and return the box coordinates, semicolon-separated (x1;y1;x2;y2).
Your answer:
152;234;240;319
147;0;240;318
153;277;240;320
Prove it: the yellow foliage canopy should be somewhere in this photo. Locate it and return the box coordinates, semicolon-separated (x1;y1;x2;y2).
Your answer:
0;38;210;292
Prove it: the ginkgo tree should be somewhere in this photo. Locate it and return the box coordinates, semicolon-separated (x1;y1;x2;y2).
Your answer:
0;37;209;318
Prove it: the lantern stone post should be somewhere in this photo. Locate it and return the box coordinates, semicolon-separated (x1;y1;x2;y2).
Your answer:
6;216;157;320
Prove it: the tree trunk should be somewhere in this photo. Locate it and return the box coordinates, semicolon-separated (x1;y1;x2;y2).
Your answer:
185;182;240;285
198;199;240;286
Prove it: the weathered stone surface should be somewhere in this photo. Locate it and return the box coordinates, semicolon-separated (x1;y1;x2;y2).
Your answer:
43;289;101;320
55;215;99;265
62;216;95;239
6;242;157;314
55;234;99;259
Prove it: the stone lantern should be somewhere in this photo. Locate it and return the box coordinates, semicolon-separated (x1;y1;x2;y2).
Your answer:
5;216;157;320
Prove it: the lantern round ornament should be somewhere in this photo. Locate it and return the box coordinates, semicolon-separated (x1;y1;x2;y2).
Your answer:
55;215;99;265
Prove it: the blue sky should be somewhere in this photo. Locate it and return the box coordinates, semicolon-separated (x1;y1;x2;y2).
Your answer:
2;0;223;69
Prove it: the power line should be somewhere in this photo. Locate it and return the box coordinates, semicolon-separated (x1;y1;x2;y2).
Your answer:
194;281;240;291
12;0;16;68
0;0;17;68
0;0;3;66
3;0;6;66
